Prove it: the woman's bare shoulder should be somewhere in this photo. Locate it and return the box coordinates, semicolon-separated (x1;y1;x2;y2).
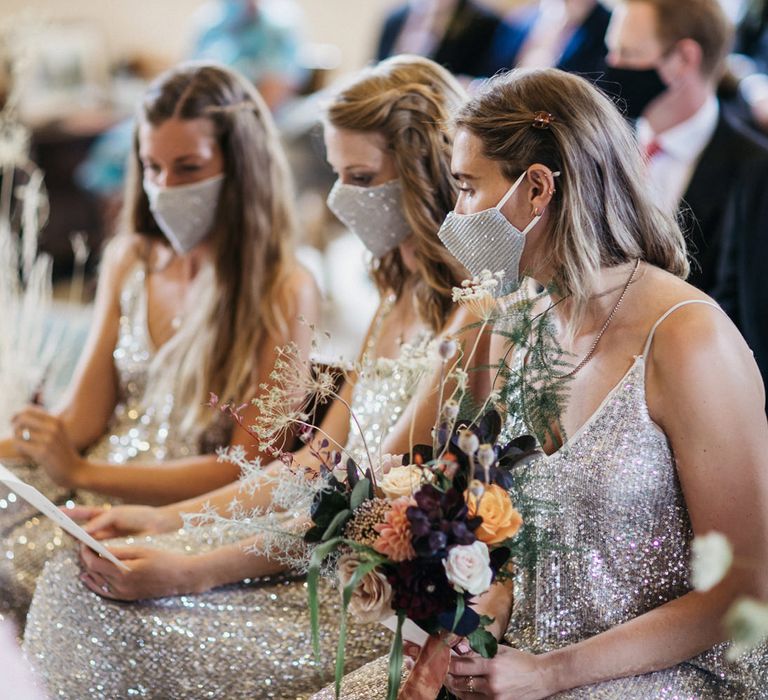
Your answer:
97;233;146;295
641;267;764;416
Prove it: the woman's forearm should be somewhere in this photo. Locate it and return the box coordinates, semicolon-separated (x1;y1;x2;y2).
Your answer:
163;464;283;521
75;455;241;505
542;585;734;694
191;537;291;591
477;579;515;640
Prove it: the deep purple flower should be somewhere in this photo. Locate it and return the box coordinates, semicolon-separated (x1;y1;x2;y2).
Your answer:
406;485;478;558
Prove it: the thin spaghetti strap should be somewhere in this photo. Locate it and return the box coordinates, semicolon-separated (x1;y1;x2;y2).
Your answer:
641;299;724;359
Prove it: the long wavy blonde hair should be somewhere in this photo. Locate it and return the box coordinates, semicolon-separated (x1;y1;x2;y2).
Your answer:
454;67;689;337
326;55;468;331
119;62;298;435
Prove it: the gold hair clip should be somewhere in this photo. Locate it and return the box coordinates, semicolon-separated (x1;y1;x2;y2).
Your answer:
531;111;555;130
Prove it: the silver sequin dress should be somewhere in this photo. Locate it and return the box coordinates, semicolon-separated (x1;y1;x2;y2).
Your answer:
311;300;768;699
0;263;227;625
22;297;436;699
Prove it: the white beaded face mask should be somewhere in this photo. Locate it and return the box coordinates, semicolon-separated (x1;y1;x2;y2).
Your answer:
143;173;224;255
438;169;559;296
326;179;412;258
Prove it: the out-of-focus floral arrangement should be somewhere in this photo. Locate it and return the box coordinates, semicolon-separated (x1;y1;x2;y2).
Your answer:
0;26;89;427
690;531;768;661
190;271;564;699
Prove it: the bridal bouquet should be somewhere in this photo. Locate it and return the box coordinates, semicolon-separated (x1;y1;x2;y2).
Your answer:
303;406;541;699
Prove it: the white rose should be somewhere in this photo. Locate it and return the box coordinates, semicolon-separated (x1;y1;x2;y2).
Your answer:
337;554;393;623
380;465;433;500
443;541;493;595
691;531;734;592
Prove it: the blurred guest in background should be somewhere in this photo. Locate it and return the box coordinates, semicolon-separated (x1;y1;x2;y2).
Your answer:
602;0;768;295
713;162;768;410
376;0;510;78
190;0;306;111
490;0;611;76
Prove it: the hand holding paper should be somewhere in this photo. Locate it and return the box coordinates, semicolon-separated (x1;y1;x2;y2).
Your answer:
0;461;130;571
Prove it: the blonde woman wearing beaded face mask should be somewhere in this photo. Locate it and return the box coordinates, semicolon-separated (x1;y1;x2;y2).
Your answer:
0;63;320;626
310;67;768;700
21;56;496;699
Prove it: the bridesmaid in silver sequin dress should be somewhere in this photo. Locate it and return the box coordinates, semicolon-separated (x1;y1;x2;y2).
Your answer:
0;63;319;624
23;57;496;699
312;68;768;699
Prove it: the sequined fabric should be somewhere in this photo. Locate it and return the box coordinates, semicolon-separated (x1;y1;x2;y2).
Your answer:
437;207;526;296
345;295;434;466
24;529;390;699
0;263;227;624
310;656;407;700
326;180;412;258
504;349;767;698
22;298;431;699
0;460;69;628
91;262;227;463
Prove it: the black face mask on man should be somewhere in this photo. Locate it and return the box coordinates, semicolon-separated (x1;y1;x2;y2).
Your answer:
600;65;669;120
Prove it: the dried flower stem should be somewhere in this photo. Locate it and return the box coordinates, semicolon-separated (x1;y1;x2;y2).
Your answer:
433;360;447;454
335;393;378;489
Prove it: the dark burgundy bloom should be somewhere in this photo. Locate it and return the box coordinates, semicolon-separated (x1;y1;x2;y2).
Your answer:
387;559;455;622
406;484;478;558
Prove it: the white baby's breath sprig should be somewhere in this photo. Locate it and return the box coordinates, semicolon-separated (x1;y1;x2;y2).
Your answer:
690;531;734;592
451;270;504;321
724;597;768;661
184;450;332;573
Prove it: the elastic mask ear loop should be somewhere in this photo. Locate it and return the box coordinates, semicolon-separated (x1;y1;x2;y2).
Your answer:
495;171;527;211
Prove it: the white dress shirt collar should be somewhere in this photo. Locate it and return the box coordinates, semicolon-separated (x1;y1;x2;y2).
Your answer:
637;96;720;214
637;95;719;165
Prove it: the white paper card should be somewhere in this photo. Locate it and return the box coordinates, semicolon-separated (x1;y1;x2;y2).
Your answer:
0;462;130;571
380;616;458;655
380;615;429;646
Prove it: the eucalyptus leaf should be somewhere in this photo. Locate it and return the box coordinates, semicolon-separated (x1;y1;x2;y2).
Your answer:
451;595;465;633
386;612;405;700
322;508;352;541
307;537;342;661
350;478;371;510
467;626;498;658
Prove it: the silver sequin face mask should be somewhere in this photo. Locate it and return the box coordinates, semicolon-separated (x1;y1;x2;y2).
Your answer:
439;169;556;296
326;179;412;258
143;173;224;255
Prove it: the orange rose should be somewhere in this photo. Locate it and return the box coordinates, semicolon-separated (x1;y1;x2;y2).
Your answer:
466;483;523;544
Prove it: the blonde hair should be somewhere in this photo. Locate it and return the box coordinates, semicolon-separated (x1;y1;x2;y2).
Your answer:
326;55;468;331
119;62;298;435
454;68;689;336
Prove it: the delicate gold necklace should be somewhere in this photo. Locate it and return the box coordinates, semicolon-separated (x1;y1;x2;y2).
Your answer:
555;259;641;379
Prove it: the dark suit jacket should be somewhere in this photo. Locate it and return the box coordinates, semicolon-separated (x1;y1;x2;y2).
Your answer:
376;0;505;78
487;2;611;77
712;158;768;408
679;107;768;293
